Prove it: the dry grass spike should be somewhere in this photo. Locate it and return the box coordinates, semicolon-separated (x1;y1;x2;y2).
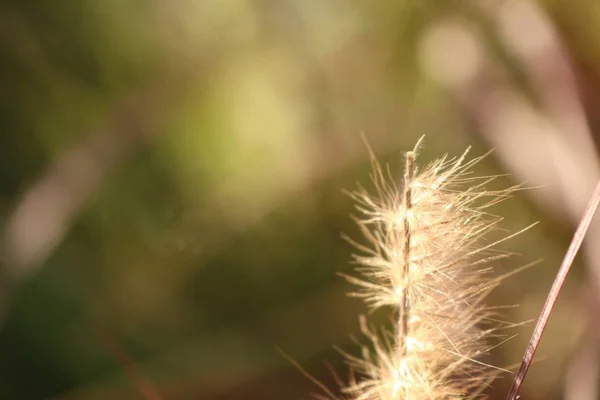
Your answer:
338;137;534;400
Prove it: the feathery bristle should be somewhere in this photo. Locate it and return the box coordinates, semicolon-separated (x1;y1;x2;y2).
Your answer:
342;140;522;400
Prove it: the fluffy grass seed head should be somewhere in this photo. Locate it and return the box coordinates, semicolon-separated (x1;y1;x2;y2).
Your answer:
341;140;523;400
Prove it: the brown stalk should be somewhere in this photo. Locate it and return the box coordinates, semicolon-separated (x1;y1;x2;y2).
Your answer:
399;151;415;355
506;179;600;400
94;321;164;400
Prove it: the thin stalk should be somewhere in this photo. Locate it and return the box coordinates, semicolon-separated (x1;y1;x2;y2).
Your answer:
399;151;415;354
506;179;600;400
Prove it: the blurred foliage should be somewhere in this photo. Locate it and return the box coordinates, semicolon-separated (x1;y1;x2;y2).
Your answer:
1;1;600;399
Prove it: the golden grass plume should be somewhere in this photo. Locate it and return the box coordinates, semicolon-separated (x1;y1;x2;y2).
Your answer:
340;138;530;400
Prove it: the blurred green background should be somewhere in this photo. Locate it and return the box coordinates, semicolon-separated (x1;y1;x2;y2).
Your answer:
1;1;600;399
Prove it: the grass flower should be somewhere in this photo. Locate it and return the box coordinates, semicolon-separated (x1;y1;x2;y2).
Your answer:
340;139;530;399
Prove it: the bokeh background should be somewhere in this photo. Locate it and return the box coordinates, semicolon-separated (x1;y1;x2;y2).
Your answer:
1;1;600;399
